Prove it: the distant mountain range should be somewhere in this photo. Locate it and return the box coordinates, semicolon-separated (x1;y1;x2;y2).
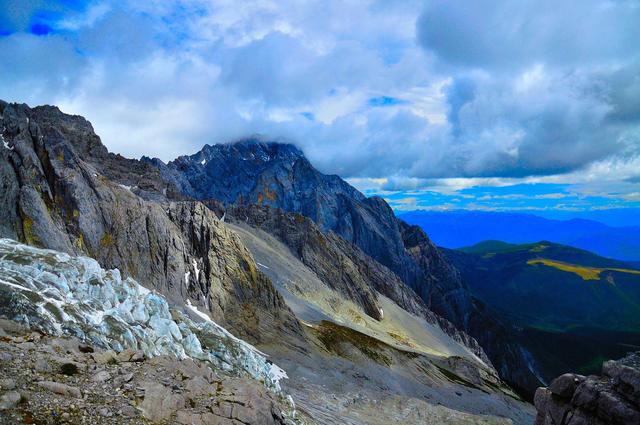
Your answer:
398;210;640;262
444;241;640;381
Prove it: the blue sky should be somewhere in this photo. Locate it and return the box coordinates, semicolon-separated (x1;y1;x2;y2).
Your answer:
1;0;639;213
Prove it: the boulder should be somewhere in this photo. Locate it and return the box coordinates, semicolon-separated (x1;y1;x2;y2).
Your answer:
534;352;640;425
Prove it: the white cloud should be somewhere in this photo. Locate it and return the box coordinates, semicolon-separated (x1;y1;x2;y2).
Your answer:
0;0;638;206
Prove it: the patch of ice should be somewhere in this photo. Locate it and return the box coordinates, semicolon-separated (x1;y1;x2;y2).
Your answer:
184;271;190;284
0;239;289;393
186;299;211;322
0;277;32;292
379;308;384;320
269;362;288;383
192;259;200;281
1;129;13;151
256;262;269;270
200;159;206;165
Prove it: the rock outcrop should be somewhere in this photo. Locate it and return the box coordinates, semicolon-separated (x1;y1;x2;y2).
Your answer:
0;101;302;347
217;202;489;363
0;319;301;425
148;138;543;394
534;352;640;425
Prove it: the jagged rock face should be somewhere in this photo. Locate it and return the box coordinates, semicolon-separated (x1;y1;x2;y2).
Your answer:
534;352;640;425
222;203;383;321
149;139;543;394
402;221;544;396
147;141;420;286
0;101;301;346
218;203;490;364
150;141;473;326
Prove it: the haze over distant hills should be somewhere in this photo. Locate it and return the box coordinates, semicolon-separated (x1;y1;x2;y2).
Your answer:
398;210;640;262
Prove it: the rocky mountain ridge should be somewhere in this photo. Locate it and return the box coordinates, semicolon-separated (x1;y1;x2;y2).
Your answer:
1;100;536;424
0;101;301;349
149;138;543;395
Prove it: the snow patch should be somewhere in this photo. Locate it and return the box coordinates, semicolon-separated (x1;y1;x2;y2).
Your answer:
192;259;200;281
184;271;190;284
118;184;134;192
186;299;211;322
256;262;269;270
379;308;384;320
0;239;290;393
200;159;206;165
1;128;12;151
269;362;288;383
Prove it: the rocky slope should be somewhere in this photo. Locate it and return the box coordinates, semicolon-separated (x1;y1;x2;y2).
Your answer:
0;101;301;348
223;211;535;424
534;352;640;424
0;240;302;424
0;319;300;424
1;101;536;423
148;139;543;395
213;202;489;363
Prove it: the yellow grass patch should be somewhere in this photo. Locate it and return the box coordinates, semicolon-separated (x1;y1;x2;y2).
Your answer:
527;258;640;281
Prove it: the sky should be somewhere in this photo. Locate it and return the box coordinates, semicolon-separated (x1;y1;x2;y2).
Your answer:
1;0;640;213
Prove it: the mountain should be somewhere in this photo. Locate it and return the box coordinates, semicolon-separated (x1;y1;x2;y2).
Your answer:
146;138;544;395
0;101;301;348
444;241;640;381
399;210;640;262
0;100;536;423
534;208;640;227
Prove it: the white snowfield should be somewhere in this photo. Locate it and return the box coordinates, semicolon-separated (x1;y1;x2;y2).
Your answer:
0;239;288;392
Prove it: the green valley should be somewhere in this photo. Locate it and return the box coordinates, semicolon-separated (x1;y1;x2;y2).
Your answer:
445;241;640;381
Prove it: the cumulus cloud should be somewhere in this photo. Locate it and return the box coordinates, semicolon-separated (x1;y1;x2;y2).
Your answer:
0;0;638;206
416;0;640;178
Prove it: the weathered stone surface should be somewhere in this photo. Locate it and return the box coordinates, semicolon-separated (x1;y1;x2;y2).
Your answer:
148;138;543;394
0;101;302;348
139;381;187;422
548;373;585;399
0;320;302;424
534;352;640;425
0;391;21;410
37;381;82;398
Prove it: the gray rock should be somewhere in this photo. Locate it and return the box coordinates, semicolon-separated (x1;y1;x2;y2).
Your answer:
0;391;22;410
548;373;584;398
92;350;118;365
534;352;640;425
98;407;113;417
0;379;16;390
34;358;52;373
37;381;82;398
92;371;111;383
603;353;640;407
139;382;186;422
